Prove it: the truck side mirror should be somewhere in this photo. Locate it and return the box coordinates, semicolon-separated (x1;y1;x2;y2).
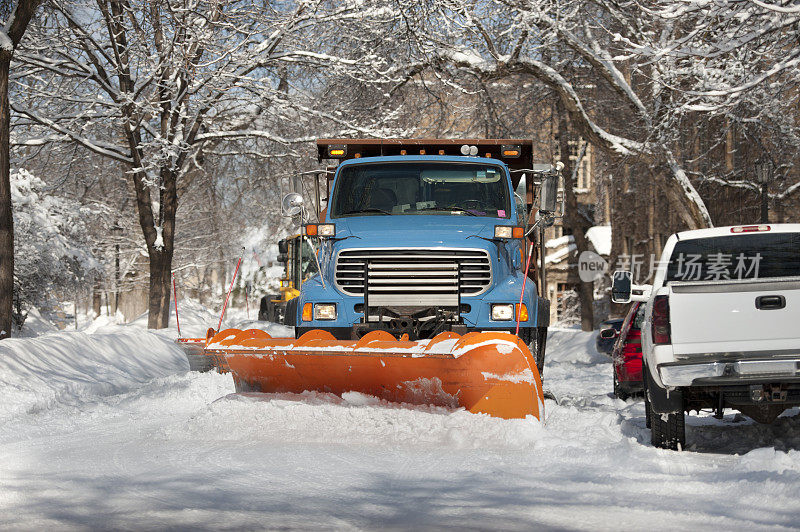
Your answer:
600;327;618;339
278;239;288;254
281;192;303;217
611;271;632;304
539;173;559;214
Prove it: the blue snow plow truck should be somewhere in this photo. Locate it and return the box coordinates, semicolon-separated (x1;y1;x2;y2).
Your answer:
283;139;560;372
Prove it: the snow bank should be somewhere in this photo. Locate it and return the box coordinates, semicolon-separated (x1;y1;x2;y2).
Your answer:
0;327;188;423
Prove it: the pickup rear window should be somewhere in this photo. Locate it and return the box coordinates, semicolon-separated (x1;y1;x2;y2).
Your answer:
665;232;800;282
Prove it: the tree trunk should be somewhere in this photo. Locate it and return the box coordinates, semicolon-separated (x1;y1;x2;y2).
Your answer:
92;288;102;317
557;100;594;332
0;53;12;339
148;249;173;329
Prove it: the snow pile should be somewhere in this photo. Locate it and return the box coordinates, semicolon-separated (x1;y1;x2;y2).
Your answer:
0;327;188;423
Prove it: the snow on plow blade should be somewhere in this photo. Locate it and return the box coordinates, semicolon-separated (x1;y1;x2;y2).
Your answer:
205;329;544;420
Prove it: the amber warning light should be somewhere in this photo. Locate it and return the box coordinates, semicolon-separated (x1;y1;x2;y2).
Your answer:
327;145;347;158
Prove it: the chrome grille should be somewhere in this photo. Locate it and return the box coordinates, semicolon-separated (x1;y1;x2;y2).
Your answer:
335;248;492;307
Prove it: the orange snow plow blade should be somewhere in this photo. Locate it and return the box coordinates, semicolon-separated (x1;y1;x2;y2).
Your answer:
176;337;228;373
205;329;544;420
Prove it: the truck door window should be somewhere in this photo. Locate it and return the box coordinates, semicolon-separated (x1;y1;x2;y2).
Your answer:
331;162;511;218
301;239;318;280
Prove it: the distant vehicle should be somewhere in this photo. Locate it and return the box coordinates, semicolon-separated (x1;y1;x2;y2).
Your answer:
596;318;625;355
613;224;800;450
258;234;318;324
611;302;645;400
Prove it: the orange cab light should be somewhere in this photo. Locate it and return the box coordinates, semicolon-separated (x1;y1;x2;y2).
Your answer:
512;227;524;239
400;150;407;155
516;304;528;322
329;149;345;157
305;224;318;236
439;150;445;155
302;303;313;321
420;149;426;155
503;150;520;157
485;152;491;158
354;153;361;158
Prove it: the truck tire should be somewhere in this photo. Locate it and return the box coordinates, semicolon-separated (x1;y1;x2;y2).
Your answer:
647;394;685;450
613;371;630;401
536;326;547;377
521;328;546;377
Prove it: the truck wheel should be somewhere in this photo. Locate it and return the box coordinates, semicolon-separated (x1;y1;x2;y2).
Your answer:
535;327;547;377
648;396;685;450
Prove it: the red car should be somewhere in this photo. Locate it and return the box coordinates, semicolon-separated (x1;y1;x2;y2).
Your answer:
611;302;645;400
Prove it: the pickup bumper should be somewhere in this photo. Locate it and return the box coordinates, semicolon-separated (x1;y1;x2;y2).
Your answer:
659;358;800;387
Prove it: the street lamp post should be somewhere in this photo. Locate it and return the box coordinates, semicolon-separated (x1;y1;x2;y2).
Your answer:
755;160;773;224
111;223;124;314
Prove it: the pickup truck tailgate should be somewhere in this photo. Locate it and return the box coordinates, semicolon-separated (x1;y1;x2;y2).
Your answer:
669;278;800;354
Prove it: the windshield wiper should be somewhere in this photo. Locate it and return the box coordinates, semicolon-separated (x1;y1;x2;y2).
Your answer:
422;207;478;216
340;208;392;216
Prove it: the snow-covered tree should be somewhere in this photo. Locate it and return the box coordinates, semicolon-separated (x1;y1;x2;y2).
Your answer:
11;168;101;327
13;0;396;328
1;0;41;338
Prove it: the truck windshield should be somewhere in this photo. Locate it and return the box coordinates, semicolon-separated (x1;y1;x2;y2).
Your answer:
665;232;800;282
330;162;511;218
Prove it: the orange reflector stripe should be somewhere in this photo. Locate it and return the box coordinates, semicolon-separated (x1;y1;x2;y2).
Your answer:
302;303;313;321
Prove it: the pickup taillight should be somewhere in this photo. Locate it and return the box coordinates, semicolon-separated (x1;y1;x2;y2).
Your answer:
652;295;671;345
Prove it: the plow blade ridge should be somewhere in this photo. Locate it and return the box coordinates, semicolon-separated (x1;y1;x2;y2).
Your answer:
205;329;544;420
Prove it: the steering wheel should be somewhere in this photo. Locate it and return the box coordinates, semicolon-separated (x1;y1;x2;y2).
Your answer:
462;199;484;211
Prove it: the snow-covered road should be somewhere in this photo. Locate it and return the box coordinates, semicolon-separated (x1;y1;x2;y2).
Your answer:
1;321;799;530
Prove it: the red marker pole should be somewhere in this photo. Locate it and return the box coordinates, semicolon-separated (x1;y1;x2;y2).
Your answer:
217;248;245;332
172;272;182;338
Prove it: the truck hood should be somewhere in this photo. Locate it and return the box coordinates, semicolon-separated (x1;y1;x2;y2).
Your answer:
331;215;498;246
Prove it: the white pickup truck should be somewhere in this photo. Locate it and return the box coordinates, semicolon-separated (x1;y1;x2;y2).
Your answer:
612;224;800;450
